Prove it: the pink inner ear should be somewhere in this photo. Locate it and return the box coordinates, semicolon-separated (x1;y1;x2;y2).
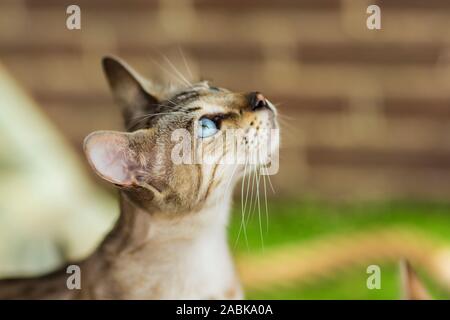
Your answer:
84;132;134;186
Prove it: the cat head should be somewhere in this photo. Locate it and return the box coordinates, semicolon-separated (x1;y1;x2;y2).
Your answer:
84;56;279;214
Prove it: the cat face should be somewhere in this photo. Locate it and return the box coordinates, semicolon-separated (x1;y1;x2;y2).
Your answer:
84;57;279;214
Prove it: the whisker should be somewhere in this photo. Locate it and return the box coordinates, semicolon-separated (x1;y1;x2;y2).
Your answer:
263;163;276;194
235;157;249;250
249;165;260;222
255;161;264;251
129;111;185;122
127;111;186;130
178;46;194;81
245;163;256;227
150;56;191;88
162;99;178;107
277;113;296;121
224;163;239;196
161;54;193;87
277;117;298;134
262;165;269;234
242;158;252;220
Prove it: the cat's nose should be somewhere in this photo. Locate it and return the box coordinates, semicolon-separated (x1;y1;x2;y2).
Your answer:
249;92;269;111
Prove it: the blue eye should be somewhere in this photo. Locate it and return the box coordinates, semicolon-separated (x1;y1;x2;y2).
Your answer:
198;118;219;138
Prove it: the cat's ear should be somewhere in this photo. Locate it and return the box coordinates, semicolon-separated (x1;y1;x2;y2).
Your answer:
84;130;164;200
83;131;139;186
102;56;159;129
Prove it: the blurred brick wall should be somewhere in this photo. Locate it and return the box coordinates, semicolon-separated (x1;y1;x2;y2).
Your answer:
1;0;450;200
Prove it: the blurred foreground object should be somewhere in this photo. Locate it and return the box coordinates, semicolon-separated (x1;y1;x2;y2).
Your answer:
0;63;116;277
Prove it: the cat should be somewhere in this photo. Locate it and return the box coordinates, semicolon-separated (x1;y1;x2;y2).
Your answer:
0;58;435;300
0;56;279;299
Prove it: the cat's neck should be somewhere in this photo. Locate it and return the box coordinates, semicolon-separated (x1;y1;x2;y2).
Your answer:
105;193;232;250
86;192;242;299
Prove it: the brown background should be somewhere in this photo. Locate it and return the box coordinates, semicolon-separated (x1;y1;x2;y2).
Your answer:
1;0;450;201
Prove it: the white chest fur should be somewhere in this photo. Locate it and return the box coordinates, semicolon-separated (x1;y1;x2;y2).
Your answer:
89;199;243;299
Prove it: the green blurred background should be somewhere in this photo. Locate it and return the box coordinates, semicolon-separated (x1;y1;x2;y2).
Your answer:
0;0;450;299
231;201;450;299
